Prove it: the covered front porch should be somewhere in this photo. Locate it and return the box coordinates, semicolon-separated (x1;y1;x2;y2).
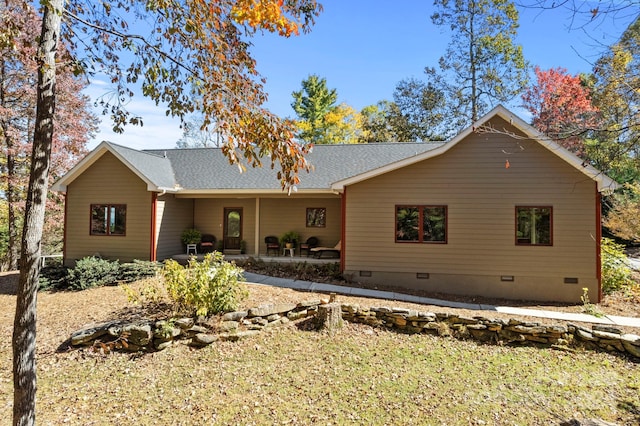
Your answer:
155;193;343;262
170;253;340;265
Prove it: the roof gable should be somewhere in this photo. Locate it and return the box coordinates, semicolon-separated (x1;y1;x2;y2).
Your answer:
51;141;178;192
330;105;619;194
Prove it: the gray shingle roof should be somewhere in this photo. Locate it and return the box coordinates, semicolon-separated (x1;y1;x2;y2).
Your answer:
108;143;178;189
142;142;444;191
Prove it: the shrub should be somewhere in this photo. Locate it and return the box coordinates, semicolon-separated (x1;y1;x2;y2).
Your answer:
67;257;120;291
121;279;167;307
118;260;160;283
601;238;634;294
39;265;71;291
162;252;247;317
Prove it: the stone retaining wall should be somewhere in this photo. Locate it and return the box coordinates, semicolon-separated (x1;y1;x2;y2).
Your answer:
340;304;640;359
70;300;321;352
69;300;640;359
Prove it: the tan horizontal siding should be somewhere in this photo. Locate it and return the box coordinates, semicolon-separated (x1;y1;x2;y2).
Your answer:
344;117;599;301
156;195;194;260
259;197;341;255
194;198;256;253
65;152;152;264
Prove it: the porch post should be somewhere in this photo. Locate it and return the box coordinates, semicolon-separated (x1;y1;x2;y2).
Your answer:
596;187;602;303
150;192;157;261
255;197;261;256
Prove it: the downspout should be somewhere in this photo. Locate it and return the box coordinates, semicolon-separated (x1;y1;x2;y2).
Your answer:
340;187;347;272
596;187;602;303
150;192;157;261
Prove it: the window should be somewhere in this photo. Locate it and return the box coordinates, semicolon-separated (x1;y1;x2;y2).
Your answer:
516;206;552;246
396;205;447;243
91;204;126;236
306;207;326;227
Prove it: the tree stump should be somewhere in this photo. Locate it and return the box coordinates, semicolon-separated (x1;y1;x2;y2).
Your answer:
316;303;343;332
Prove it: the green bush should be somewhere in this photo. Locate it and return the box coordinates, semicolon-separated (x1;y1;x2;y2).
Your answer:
67;257;120;291
39;265;71;291
118;260;160;283
601;238;634;294
40;258;161;291
162;252;247;317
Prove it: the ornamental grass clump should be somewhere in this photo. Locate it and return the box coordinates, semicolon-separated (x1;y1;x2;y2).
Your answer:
162;252;247;317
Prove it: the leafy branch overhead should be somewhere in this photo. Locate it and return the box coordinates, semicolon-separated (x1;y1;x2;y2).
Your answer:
62;0;323;188
11;2;323;424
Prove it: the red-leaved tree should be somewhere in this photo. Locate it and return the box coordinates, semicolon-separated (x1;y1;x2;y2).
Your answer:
0;1;97;270
521;66;600;154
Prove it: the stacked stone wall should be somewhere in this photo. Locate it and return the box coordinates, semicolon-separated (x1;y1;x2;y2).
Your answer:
69;300;640;359
341;304;640;359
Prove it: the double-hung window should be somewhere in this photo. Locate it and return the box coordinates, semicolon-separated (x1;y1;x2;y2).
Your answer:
90;204;126;236
516;206;552;246
396;205;447;243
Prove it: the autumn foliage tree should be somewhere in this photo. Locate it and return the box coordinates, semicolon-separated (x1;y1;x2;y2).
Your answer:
321;103;362;144
588;16;640;180
359;101;401;143
12;1;322;425
521;66;599;154
0;1;96;270
605;182;640;242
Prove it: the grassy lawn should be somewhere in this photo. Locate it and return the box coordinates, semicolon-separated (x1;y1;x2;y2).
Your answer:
0;273;639;425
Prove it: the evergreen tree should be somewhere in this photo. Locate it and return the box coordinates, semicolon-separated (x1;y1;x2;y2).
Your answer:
428;0;528;129
291;75;338;143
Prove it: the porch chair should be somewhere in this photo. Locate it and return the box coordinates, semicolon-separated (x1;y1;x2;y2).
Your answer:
311;240;341;258
299;236;319;257
265;236;280;256
199;234;216;253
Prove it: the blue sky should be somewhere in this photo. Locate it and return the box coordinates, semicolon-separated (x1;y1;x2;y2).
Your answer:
86;1;637;149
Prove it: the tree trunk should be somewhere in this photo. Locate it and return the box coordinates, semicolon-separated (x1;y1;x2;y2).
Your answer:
316;303;343;333
12;1;61;425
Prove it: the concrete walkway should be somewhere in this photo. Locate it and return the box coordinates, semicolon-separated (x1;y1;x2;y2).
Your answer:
244;272;640;329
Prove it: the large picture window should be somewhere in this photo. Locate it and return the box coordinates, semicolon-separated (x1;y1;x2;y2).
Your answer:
91;204;126;236
396;205;447;243
516;206;552;246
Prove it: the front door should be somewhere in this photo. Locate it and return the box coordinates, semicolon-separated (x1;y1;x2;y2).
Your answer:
223;208;242;250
